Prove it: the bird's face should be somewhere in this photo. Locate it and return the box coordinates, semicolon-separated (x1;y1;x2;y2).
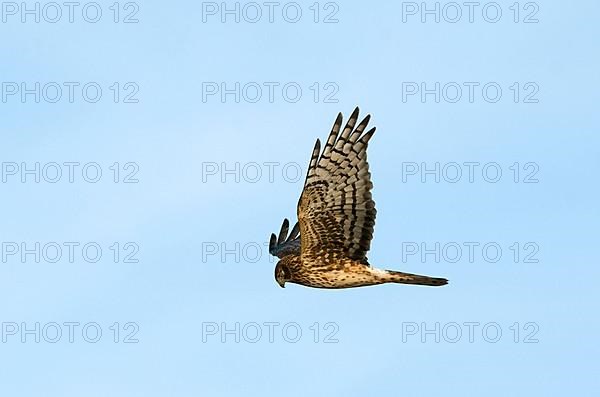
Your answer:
274;260;291;288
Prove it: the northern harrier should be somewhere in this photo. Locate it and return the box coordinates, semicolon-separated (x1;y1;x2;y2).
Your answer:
269;108;448;289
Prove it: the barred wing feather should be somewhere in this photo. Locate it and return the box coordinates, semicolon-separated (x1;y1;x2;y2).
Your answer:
298;107;377;264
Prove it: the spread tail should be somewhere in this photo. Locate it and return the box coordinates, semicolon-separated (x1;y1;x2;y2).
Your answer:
383;270;448;287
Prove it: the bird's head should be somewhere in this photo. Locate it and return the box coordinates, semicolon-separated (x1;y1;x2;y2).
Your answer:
274;258;293;288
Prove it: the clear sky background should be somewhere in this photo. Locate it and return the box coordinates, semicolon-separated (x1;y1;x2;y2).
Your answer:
1;1;598;396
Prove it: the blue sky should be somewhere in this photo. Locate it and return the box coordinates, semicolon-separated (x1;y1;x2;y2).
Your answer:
1;1;599;395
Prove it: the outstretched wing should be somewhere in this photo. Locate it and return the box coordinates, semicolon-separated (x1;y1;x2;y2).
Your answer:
269;218;301;258
298;107;377;264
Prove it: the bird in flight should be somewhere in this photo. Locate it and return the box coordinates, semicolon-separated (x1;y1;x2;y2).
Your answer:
269;108;448;289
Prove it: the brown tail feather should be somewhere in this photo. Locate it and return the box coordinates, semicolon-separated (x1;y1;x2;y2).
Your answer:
384;270;448;287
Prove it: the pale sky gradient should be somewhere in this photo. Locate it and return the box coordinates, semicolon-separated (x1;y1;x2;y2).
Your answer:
1;1;599;396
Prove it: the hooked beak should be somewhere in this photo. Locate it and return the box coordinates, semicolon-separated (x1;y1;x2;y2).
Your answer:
277;280;286;288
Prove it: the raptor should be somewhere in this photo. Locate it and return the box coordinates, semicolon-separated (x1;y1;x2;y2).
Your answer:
269;108;448;289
